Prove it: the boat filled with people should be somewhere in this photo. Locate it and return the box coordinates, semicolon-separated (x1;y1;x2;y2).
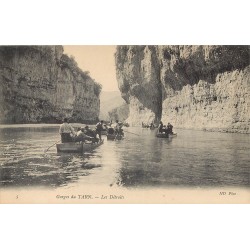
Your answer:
107;133;124;140
56;118;106;153
56;118;126;153
156;121;176;138
106;123;124;141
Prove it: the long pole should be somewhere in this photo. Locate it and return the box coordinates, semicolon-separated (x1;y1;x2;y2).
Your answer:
44;140;61;153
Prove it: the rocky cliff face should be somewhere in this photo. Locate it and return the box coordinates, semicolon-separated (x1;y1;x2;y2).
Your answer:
0;46;101;124
115;45;250;133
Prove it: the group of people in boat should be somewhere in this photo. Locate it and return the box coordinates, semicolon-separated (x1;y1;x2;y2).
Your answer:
158;121;174;135
59;118;102;144
106;120;124;137
59;118;124;143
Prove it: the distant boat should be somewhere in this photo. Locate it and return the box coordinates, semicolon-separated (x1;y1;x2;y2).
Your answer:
156;133;177;138
142;124;150;128
142;123;156;129
56;140;104;153
106;127;124;140
107;134;124;141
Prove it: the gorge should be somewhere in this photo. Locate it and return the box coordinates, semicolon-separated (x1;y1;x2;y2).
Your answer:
0;46;101;124
115;45;250;133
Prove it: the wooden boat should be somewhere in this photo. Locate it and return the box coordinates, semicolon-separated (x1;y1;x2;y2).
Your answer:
156;133;168;138
56;140;104;153
156;133;177;138
169;133;177;138
106;127;124;140
107;134;124;141
101;130;107;135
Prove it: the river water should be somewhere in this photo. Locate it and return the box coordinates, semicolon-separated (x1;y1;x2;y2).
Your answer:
0;125;249;189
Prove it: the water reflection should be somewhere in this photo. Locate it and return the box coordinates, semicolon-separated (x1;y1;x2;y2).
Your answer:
0;126;249;189
117;135;170;187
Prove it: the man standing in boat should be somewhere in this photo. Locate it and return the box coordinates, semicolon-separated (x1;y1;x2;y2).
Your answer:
158;121;168;134
167;122;173;134
95;120;104;140
114;120;124;136
59;118;76;143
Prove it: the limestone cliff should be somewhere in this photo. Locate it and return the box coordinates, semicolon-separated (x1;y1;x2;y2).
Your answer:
0;46;101;124
115;45;250;133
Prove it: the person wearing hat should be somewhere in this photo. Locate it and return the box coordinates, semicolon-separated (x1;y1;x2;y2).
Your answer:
167;122;173;134
114;120;124;136
158;121;168;134
95;120;104;140
59;118;76;143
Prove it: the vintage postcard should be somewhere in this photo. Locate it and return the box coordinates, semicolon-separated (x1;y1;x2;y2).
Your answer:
0;45;249;203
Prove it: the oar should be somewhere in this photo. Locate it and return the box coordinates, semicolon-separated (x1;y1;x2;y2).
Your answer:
123;130;140;136
44;140;61;153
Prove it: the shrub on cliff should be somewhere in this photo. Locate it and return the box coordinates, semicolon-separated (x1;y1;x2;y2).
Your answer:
60;54;91;80
93;81;102;97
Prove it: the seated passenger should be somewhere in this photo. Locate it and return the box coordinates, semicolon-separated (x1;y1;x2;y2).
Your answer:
85;126;99;143
74;127;94;143
158;121;168;134
114;120;124;136
107;127;115;135
167;123;173;134
158;121;164;133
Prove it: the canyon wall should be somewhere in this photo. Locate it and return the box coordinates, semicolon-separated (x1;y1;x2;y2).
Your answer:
115;45;249;133
0;46;101;124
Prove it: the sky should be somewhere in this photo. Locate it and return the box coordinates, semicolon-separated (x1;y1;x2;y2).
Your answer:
63;45;118;92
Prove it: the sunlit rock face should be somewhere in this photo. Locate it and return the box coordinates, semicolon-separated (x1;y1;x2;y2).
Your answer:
0;46;101;124
116;45;250;133
115;46;162;126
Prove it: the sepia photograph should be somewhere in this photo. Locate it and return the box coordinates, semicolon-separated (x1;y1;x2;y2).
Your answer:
1;1;249;249
0;45;249;203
